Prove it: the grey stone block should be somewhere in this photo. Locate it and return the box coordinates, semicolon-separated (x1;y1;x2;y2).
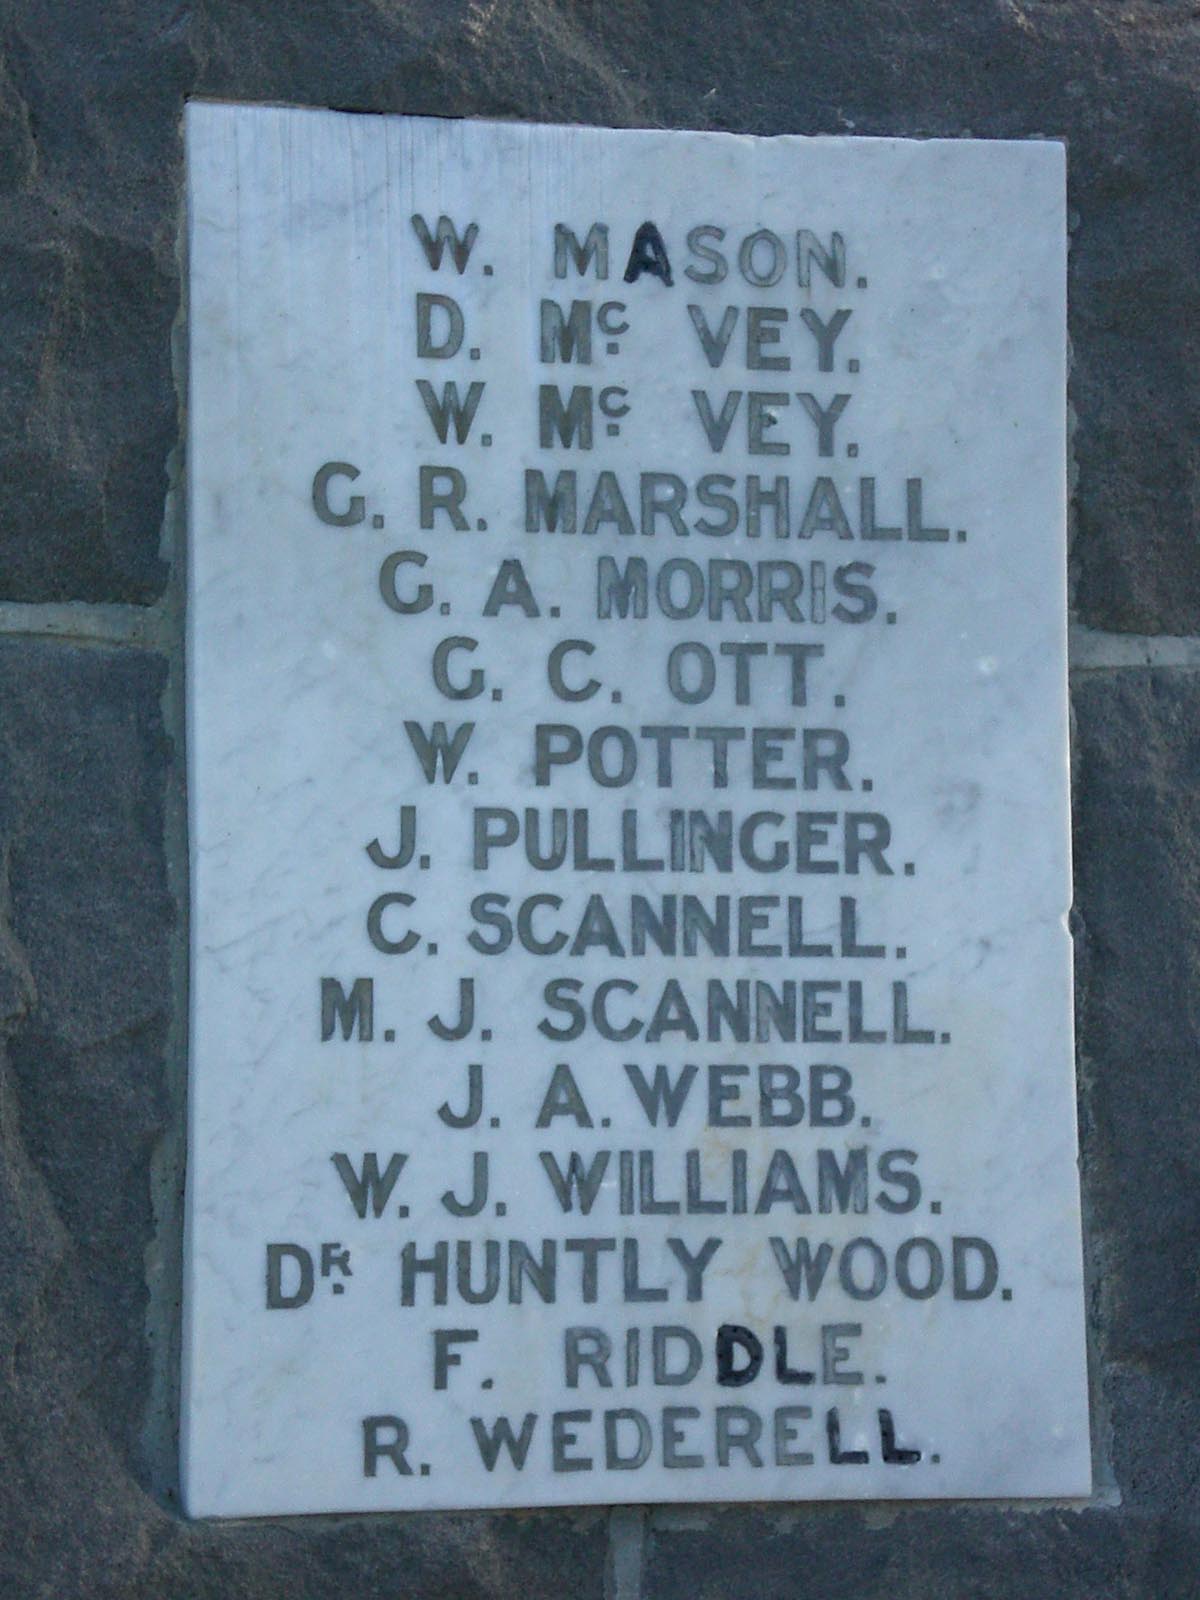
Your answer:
0;0;186;603
1072;670;1200;1373
0;638;172;1594
146;1511;609;1600
644;1503;1200;1600
1107;1358;1200;1518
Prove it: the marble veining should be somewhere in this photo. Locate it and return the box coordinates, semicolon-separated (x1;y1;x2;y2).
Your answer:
183;103;1087;1516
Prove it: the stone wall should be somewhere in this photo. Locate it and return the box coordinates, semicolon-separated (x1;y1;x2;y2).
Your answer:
1;3;1196;1594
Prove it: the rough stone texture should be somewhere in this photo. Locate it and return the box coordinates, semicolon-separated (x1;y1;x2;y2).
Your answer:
644;1503;1200;1600
1073;670;1200;1555
1074;671;1200;1369
0;3;1198;1595
0;1;1197;624
0;638;173;1592
0;3;185;603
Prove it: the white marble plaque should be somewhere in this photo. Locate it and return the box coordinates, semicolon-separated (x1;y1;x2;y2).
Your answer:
183;103;1089;1516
